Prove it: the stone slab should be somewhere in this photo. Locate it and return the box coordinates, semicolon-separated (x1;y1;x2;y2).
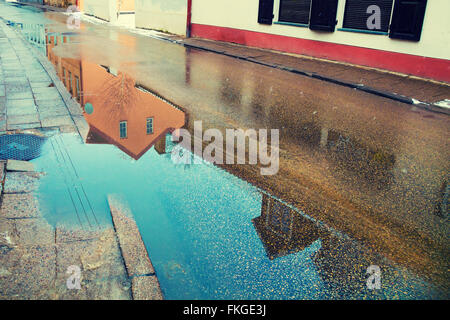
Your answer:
0;244;56;300
107;194;155;277
41;115;74;128
132;276;163;300
0;193;40;218
7;122;41;130
13;217;54;245
3;172;41;193
6;159;35;172
6;113;40;125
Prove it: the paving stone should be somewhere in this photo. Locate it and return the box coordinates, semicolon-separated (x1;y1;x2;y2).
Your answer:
6;113;40;125
0;193;40;218
30;80;53;89
41;115;74;128
0;97;5;113
34;89;61;101
39;108;70;118
56;225;108;243
59;124;78;133
5;99;37;113
4;76;28;84
0;244;56;300
54;228;131;300
5;82;31;93
131;276;163;300
6;159;35;172
3;171;41;193
13;217;54;245
0;217;16;246
7;122;41;131
108;194;156;277
0;85;5;97
6;90;33;100
36;98;67;112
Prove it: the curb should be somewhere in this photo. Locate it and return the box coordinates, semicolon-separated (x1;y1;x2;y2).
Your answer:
182;42;450;115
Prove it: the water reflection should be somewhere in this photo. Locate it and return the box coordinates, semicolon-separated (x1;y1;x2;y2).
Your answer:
46;34;185;160
7;7;445;297
253;193;320;260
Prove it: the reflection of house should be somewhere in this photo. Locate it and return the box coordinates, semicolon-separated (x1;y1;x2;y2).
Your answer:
46;34;83;104
45;34;185;160
252;193;320;260
82;0;135;25
81;62;185;160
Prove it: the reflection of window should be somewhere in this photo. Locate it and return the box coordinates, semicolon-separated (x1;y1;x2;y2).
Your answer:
268;199;292;236
279;0;312;24
75;76;80;102
68;71;73;94
62;68;67;85
146;117;154;135
119;121;127;139
343;0;393;32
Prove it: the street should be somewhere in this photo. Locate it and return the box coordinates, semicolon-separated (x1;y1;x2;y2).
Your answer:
0;1;449;300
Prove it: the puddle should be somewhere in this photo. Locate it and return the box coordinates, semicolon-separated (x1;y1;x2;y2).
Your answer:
2;2;449;299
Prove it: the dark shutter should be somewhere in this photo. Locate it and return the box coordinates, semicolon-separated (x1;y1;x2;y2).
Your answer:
343;0;394;32
309;0;338;32
389;0;427;41
258;0;275;25
279;0;312;24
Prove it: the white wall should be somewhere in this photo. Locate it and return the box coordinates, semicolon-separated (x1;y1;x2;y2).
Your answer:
191;0;450;60
135;0;187;35
84;0;118;23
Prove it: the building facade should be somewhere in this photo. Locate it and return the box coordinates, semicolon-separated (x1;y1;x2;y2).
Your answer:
126;0;450;82
190;0;449;82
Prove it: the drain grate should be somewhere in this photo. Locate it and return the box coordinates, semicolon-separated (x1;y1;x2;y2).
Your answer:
0;134;47;161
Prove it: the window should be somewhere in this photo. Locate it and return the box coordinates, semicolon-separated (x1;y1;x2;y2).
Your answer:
68;71;73;94
309;0;339;31
119;121;127;139
268;199;292;236
389;0;427;41
258;0;275;25
279;0;312;25
343;0;394;32
62;68;67;85
275;0;338;31
146;117;154;135
75;76;80;102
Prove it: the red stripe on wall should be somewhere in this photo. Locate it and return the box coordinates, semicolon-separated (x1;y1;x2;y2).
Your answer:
191;23;450;83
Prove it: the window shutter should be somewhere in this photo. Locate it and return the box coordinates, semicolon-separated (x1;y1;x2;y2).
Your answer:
309;0;338;32
389;0;427;41
279;0;312;24
258;0;275;25
343;0;394;32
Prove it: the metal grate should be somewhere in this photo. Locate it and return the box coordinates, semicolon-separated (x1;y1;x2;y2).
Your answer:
0;134;47;161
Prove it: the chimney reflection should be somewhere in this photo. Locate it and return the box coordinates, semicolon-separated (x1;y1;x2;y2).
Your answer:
252;193;320;260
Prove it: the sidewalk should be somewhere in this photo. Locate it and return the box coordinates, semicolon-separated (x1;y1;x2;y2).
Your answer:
0;19;162;300
182;37;450;112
